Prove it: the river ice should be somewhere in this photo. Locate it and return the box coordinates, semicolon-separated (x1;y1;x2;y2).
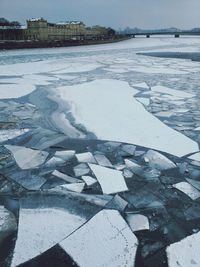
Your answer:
1;37;200;267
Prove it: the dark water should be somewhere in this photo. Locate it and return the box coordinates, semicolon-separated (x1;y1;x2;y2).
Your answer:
138;52;200;62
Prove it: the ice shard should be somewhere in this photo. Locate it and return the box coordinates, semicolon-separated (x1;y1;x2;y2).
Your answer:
144;149;176;170
126;213;149;232
89;163;128;194
5;145;48;169
172;182;200;200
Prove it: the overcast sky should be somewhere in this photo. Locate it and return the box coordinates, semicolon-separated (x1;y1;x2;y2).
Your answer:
0;0;200;29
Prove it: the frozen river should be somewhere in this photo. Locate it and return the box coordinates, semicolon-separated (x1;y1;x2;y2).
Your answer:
0;37;200;267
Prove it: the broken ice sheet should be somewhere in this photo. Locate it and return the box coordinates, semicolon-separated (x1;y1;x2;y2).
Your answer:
0;206;17;244
125;213;149;232
54;150;75;161
76;152;96;164
89;163;128;195
0;129;29;143
120;144;136;156
56;183;85;193
60;210;138;267
172;182;200;200
133;82;149;90
52;170;81;183
166;231;200;267
8;171;46;190
73;163;90;177
82;175;97;186
11;194;101;267
144;149;176;171
186;178;200;191
105;194;128;211
5;145;48;169
45;156;65;167
94;153;113;168
188;152;200;162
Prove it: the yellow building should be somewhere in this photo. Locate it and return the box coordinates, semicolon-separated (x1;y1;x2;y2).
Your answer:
25;18;111;41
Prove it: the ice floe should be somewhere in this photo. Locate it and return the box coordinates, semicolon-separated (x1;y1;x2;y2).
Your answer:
5;145;48;169
0;206;17;244
166;231;200;267
172;182;200;200
73;163;90;177
0;129;29;143
144;149;176;170
0;83;36;99
94;153;113;167
151;85;194;100
188;152;200;162
126;214;149;232
60;210;138;267
11;195;100;267
58;182;85;193
89;163;128;194
76;152;96;164
52;170;81;183
53;79;198;157
82;175;97;186
54;150;75;161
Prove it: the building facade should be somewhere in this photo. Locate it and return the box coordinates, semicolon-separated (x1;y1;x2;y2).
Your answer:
0;18;115;41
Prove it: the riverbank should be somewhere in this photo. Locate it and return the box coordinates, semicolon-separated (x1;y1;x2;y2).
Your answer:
0;36;130;50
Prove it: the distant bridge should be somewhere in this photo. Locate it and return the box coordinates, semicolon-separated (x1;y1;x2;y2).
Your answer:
126;31;200;38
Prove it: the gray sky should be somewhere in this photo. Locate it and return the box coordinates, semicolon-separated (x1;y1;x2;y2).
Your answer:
0;0;200;29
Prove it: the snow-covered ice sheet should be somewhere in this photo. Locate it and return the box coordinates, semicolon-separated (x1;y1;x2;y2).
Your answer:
60;209;138;267
11;208;86;267
166;231;200;267
89;163;128;195
0;83;35;99
53;79;198;157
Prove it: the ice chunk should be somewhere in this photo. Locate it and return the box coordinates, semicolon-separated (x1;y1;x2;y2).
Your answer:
0;206;17;244
54;150;75;161
89;164;128;194
133;82;149;90
106;194;128;211
123;168;133;178
166;232;200;267
186;178;200;191
0;129;29;143
73;163;90;177
76;152;96;164
52;170;81;183
55;183;85;193
94;153;113;168
144;150;176;170
136;97;150;106
8;171;46;190
188;152;200;162
60;210;138;267
82;175;97;186
126;214;149;232
45;157;65;167
11;195;100;267
121;144;136;156
5;145;48;169
194;126;200;131
172;182;200;200
152;85;194;99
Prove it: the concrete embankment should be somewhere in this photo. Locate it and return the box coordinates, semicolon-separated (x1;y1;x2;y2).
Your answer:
0;36;130;50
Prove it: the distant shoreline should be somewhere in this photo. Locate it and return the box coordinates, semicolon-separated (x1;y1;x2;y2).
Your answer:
0;36;130;50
